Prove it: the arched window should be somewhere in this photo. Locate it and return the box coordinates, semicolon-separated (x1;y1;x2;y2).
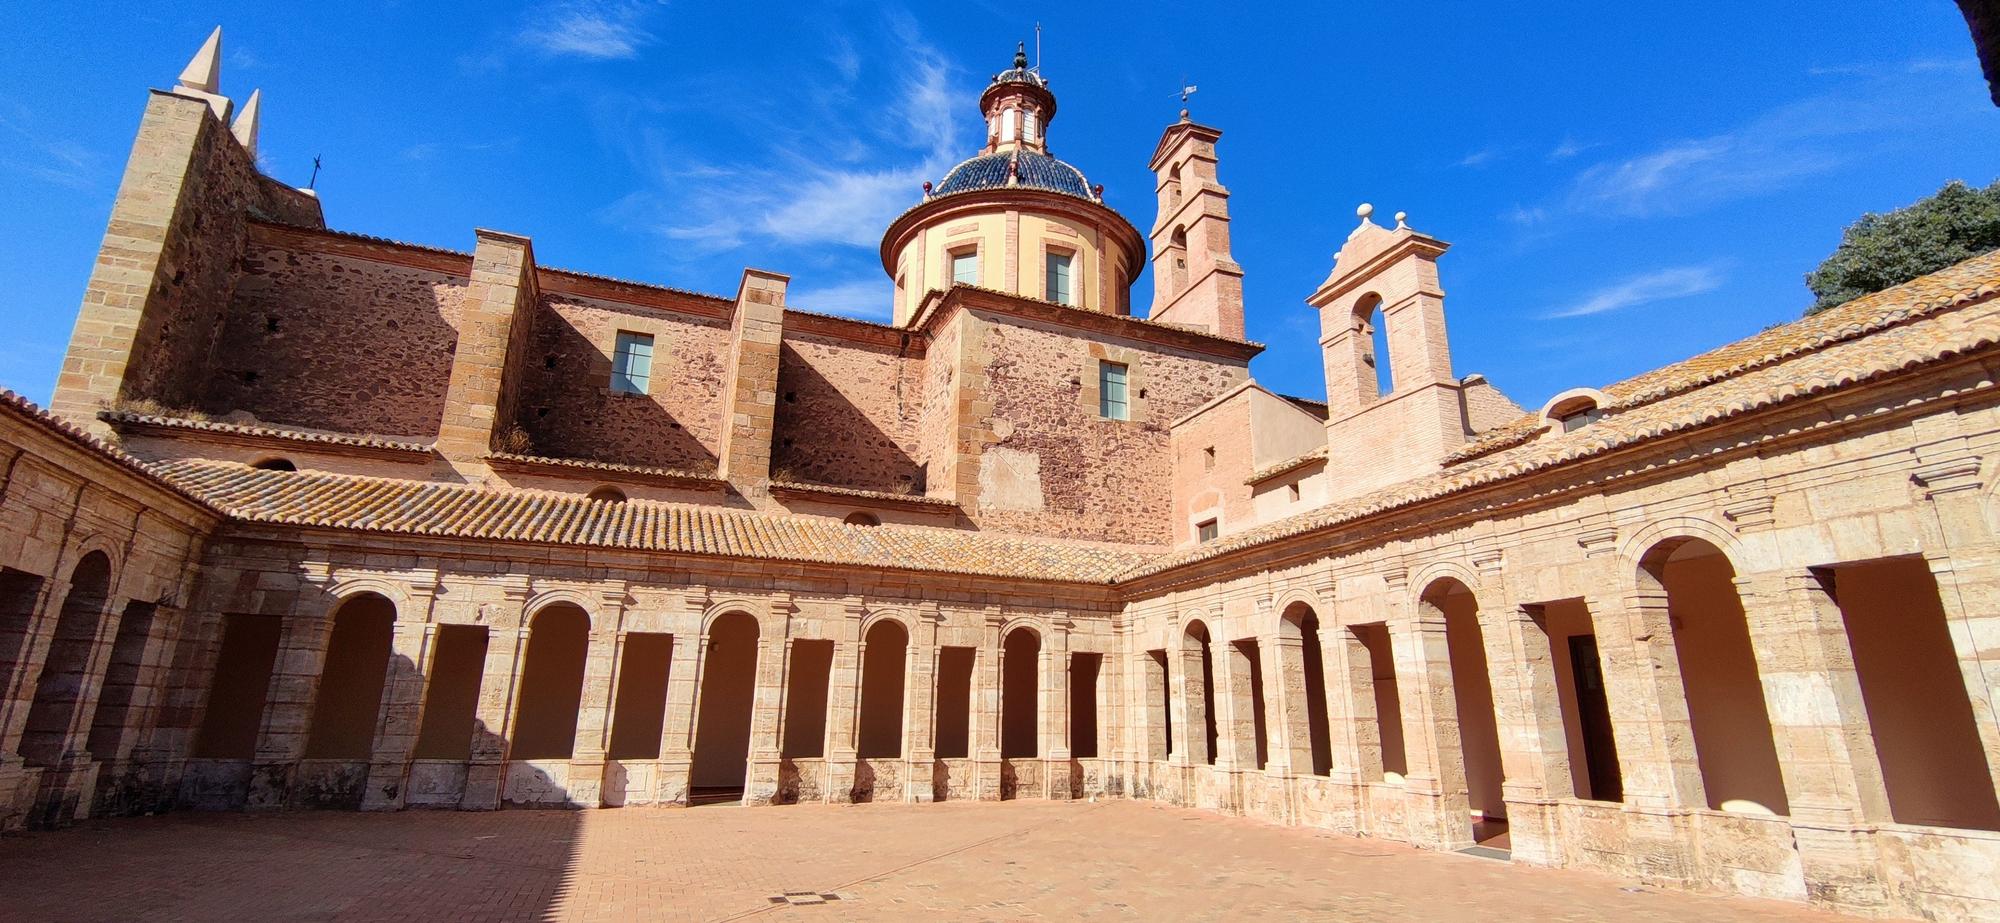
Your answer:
587;486;627;504
1540;388;1609;433
1355;294;1392;396
251;457;296;472
843;512;881;527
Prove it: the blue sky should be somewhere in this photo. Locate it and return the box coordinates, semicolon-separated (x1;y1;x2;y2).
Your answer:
1;2;1994;413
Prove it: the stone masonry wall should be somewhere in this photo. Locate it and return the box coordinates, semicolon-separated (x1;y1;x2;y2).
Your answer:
518;293;729;471
973;314;1247;544
200;239;469;439
771;331;925;494
914;314;963;500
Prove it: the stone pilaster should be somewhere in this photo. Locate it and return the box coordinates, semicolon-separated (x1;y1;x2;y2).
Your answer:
461;576;532;810
1738;571;1891;912
434;230;539;478
1487;604;1573;868
1590;591;1699;885
1391;614;1473;851
742;597;792;805
1044;615;1073;800
715;270;788;486
244;597;337;810
359;619;436;811
652;593;706;806
970;609;1004;799
903;604;941;803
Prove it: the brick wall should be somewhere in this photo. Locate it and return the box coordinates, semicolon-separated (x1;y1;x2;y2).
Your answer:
972;315;1247;544
199;240;468;439
770;331;925;494
518;293;728;471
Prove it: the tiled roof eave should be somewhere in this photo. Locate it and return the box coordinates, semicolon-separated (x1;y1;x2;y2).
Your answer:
767;480;960;510
102;411;436;458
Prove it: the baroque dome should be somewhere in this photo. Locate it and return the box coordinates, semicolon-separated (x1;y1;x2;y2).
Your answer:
930;150;1097;201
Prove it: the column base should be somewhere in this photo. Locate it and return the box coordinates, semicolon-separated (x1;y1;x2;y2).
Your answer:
566;755;607;808
825;752;858;804
30;753;101;829
244;759;295;810
974;755;1003;801
903;757;935;803
654;753;691;806
460;760;504;810
0;755;34;831
1045;758;1074;801
1793;822;1887;914
361;759;411;811
744;755;782;806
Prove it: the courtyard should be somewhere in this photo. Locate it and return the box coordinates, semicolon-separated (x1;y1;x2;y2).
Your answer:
0;800;1852;921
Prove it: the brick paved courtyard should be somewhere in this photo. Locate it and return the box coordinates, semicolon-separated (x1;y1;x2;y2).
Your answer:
0;801;1857;921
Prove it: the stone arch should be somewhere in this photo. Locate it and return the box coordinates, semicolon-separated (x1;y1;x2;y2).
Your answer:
526;588;600;631
1632;531;1789;816
1539;387;1610;431
859;608;917;640
1417;575;1506;837
509;601;591;760
325;576;414;617
1407;561;1481;610
1268;588;1325;636
1179;617;1220;765
1277;599;1333;776
1000;624;1042;760
857;617;910;759
303;591;397;760
1620;516;1753;579
60;534;124;598
702;598;781;640
21;549;115;768
691;610;761;793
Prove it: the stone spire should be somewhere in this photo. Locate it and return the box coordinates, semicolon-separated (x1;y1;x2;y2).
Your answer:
171;26;232;120
231;89;261;155
178;27;221;93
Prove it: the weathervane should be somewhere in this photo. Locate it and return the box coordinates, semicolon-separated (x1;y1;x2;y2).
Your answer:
307;154;323;190
1176;78;1198;120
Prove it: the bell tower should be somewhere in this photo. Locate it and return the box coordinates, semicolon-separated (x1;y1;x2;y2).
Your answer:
1146;112;1244;339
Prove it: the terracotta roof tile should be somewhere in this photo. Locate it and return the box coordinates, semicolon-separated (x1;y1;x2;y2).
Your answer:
146;459;1149;582
1122;257;2000;582
1443;248;2000;465
103;411;435;454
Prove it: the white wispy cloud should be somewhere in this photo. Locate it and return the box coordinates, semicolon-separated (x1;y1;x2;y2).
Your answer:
1457;147;1500;168
1545;265;1725;319
1547;136;1591;160
789;278;893;320
626;24;961;258
520;1;658;60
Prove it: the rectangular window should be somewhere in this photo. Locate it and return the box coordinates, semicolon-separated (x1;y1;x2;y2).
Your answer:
1045;251;1074;305
1001;109;1017;142
1024;110;1039;143
951;249;979;285
1099;361;1129;421
611;331;653;395
1197;519;1219;543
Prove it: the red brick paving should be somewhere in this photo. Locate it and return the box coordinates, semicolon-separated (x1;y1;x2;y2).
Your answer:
0;801;1860;921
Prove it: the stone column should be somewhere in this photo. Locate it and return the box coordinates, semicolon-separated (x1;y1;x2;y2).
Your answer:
741;599;792;806
1390;614;1472;851
0;575;63;823
1590;589;1700;885
1738;570;1892;912
28;590;127;827
823;606;864;803
903;606;941;803
1267;625;1314;780
970;610;1004;800
1044;616;1073;801
1324;626;1378;835
1209;632;1254;813
1486;604;1573;867
461;623;529;810
245;599;338;810
91;602;188;817
360;621;437;811
653;621;703;806
566;627;619;808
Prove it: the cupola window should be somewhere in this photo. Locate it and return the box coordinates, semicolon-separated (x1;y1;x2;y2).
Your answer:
951;248;980;285
1000;108;1017;142
1023;110;1039;143
1046;251;1074;305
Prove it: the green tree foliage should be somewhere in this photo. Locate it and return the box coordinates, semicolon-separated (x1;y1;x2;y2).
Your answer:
1805;179;2000;315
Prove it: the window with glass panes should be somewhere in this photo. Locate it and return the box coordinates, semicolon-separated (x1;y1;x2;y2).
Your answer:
951;249;979;285
611;331;653;395
1045;251;1073;305
1099;361;1129;420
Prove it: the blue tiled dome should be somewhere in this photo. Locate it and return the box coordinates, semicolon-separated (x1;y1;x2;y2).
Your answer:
932;151;1093;200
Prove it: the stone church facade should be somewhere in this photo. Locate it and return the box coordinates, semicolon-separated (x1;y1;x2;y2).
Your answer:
2;30;1998;920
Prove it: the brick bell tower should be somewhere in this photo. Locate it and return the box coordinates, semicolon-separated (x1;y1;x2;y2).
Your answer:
1146;109;1245;339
